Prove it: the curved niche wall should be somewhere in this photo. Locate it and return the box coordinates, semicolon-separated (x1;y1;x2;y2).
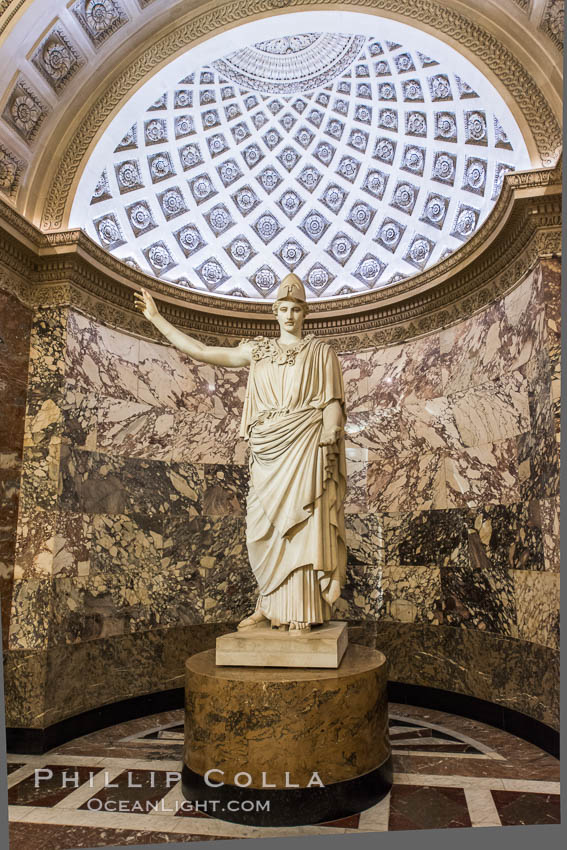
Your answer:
0;244;559;735
0;5;561;748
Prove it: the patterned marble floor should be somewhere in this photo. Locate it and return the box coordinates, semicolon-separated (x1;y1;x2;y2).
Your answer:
7;702;560;847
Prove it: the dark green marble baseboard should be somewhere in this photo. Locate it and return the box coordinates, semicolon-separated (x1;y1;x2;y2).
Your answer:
388;683;559;758
5;679;558;759
2;623;226;729
5;688;184;755
372;621;559;731
3;621;559;750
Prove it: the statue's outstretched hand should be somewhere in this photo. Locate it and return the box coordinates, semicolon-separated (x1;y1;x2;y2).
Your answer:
320;425;342;448
134;287;160;322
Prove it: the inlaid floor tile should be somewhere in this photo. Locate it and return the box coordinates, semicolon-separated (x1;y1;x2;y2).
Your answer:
491;789;560;826
9;765;106;808
9;821;225;849
5;701;559;844
388;784;472;830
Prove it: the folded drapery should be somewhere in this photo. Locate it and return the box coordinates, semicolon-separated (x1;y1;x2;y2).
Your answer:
239;336;347;624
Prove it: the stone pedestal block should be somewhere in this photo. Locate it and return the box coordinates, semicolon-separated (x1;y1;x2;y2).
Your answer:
215;620;348;668
183;645;392;826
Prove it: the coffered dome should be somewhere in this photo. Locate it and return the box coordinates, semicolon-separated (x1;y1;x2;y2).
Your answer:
72;22;530;301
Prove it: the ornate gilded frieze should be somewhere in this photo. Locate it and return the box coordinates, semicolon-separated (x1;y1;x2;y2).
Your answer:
0;162;561;351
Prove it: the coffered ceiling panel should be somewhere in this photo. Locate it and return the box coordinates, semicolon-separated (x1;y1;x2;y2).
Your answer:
71;25;530;300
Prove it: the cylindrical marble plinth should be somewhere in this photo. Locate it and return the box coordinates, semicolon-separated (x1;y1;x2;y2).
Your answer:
182;645;392;826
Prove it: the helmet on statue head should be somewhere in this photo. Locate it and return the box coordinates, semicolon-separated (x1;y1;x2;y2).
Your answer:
275;273;307;304
272;273;309;316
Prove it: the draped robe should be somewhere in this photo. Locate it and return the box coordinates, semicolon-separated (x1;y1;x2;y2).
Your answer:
239;334;347;625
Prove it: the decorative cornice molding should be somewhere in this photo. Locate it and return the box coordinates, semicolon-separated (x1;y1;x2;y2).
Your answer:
0;0;27;38
0;196;49;247
1;162;561;351
3;159;557;310
38;0;562;232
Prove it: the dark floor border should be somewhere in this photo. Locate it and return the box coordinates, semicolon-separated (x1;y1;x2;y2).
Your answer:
5;688;184;755
5;680;559;758
388;682;559;759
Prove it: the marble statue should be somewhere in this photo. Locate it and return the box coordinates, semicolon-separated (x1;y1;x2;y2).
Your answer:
134;274;347;634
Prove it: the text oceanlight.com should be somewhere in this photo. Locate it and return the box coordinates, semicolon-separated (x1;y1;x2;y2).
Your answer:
85;799;270;813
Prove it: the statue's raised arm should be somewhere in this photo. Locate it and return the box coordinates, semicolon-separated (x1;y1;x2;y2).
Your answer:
135;274;347;636
134;287;252;368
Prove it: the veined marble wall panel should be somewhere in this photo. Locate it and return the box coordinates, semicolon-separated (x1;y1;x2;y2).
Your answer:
0;288;32;649
26;307;69;399
344;447;368;513
340;334;443;415
2;648;48;728
542;258;560;437
8;302;255;654
3;256;561;728
439;266;546;394
514;570;560;648
541;495;560;572
340;260;559;655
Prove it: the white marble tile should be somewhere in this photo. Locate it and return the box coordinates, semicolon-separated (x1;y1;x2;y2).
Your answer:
53;766;124;809
7;754;183;770
394;773;560;794
6;765;39;789
499;778;560;794
388;725;424;734
99;757;185;771
6;754;107;766
358;792;390;831
464;788;502;827
394;750;494;760
394;773;506;789
8;805;36;822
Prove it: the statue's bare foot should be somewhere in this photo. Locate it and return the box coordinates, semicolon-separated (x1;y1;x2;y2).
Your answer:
237;611;267;631
289;621;311;634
